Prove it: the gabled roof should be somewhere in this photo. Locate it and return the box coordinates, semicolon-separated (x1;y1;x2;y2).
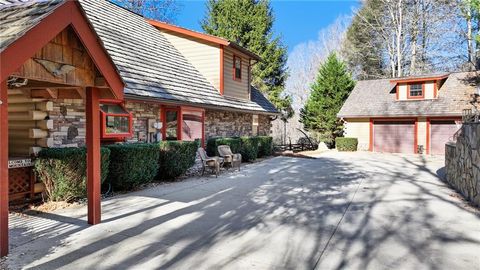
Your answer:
338;72;478;118
148;19;261;61
0;0;124;98
78;0;276;114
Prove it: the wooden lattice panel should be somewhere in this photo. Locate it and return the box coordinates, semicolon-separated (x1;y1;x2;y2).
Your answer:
9;167;32;200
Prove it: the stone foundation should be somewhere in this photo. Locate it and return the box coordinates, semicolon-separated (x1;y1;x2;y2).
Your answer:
204;110;271;139
445;122;480;207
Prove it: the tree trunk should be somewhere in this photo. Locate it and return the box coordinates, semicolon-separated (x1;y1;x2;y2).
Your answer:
467;7;475;70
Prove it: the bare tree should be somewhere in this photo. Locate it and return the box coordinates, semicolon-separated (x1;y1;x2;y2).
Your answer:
113;0;182;23
271;17;349;144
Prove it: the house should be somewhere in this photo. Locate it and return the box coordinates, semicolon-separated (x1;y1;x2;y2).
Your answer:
0;0;277;256
338;72;478;155
77;0;277;147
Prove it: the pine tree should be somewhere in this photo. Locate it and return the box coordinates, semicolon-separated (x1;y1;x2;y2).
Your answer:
201;0;292;118
300;53;355;145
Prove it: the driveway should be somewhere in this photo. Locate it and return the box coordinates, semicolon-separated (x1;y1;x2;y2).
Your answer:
3;152;480;269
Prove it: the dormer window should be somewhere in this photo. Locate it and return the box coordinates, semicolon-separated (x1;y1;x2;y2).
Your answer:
408;83;423;99
233;55;242;81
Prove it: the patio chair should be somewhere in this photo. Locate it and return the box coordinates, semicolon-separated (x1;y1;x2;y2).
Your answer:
197;147;222;177
217;145;242;171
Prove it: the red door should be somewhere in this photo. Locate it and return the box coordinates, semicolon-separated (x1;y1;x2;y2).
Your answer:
374;121;415;154
430;120;460;155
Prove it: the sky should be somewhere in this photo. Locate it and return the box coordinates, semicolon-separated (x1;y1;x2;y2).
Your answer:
176;0;360;53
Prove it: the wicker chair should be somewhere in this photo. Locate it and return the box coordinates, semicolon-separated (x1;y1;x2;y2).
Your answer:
197;147;222;177
218;145;242;171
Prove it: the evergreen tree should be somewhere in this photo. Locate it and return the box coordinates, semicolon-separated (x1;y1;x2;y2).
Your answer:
201;0;292;118
300;53;355;145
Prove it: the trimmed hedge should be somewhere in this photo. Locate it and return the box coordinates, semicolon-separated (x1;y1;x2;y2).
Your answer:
206;137;241;156
157;140;200;180
257;136;273;157
335;137;358;151
207;136;273;161
105;143;160;190
35;147;110;202
240;136;259;162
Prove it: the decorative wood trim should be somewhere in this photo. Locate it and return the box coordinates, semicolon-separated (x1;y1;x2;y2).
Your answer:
389;74;449;84
220;45;224;95
395;84;399;100
0;80;9;257
86;87;101;225
414;119;418;154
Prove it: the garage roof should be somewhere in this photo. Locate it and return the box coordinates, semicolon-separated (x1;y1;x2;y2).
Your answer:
338;72;478;118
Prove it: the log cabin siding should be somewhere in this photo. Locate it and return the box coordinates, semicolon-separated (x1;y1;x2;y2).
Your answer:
223;48;250;100
161;30;221;91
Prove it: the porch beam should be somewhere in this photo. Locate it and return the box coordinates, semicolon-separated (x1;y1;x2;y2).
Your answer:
86;87;101;225
0;80;9;257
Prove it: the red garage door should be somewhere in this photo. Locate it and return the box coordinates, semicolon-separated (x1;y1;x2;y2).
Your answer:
374;121;415;154
430;120;460;155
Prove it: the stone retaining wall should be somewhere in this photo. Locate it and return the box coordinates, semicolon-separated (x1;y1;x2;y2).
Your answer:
445;122;480;207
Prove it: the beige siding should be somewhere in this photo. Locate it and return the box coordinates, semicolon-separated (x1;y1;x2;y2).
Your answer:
223;48;250;100
343;118;370;151
424;82;435;99
398;84;408;100
161;30;221;90
417;117;427;153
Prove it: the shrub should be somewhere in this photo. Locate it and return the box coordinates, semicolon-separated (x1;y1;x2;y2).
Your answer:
335;137;358;151
35;147;110;202
240;136;259;162
157;140;200;180
257;136;273;157
105;143;160;190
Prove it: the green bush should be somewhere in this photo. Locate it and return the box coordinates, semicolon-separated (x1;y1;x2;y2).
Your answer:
257;136;273;157
105;143;160;190
335;137;358;151
240;136;259;162
207;137;242;156
35;147;110;202
157;140;200;180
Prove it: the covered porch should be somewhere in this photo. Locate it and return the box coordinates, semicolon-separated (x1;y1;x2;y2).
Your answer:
0;0;124;256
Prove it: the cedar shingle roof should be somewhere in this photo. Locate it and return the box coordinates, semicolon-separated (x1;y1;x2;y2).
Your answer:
78;0;277;114
0;0;63;52
338;72;478;118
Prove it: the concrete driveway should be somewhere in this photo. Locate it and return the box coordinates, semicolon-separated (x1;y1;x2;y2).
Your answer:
3;152;480;269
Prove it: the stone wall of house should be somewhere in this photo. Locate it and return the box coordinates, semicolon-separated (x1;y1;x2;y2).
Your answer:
47;100;273;148
48;99;86;148
125;101;161;143
445;122;480;207
205;109;271;139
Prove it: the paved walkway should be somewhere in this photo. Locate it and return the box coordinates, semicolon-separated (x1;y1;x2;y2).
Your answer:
3;152;480;269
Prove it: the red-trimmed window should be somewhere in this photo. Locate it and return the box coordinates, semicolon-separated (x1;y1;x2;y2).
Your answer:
233;55;242;81
408;83;423;98
100;101;133;140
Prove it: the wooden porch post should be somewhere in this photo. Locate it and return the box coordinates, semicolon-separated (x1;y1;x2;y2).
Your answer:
86;87;101;225
0;80;8;257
